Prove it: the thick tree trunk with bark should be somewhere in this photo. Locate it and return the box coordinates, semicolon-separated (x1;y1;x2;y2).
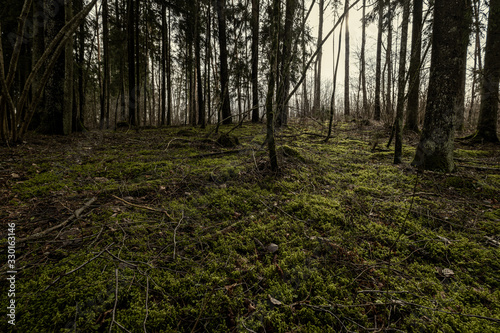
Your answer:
39;0;66;134
412;0;471;172
475;0;500;142
277;0;297;127
406;0;422;132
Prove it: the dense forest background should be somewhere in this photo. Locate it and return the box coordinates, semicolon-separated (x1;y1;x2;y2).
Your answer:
1;0;499;171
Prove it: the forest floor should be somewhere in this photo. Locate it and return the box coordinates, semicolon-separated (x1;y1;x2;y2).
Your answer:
1;120;499;332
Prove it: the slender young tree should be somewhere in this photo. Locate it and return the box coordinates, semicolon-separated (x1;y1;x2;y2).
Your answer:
360;0;367;117
64;0;73;134
374;0;383;121
127;0;136;126
39;0;66;134
216;0;232;124
394;0;410;164
277;0;297;127
251;0;260;122
385;2;392;121
406;0;423;132
475;0;500;142
100;0;110;129
266;0;280;172
412;0;472;171
344;0;350;117
313;0;324;116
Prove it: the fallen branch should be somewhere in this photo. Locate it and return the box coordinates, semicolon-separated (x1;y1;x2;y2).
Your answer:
111;195;172;219
19;197;97;243
173;211;184;260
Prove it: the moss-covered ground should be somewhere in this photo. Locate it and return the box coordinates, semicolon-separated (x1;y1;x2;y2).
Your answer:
1;122;499;332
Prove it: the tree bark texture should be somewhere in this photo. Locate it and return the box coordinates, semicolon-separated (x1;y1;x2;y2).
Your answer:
412;0;471;171
476;0;500;142
216;0;232;124
406;0;423;132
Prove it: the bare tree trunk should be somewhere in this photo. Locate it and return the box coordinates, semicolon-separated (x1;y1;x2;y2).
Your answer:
64;0;74;135
406;0;422;132
277;0;297;127
385;3;392;122
475;0;500;142
412;0;471;171
216;0;232;124
360;0;367;118
313;0;324;116
344;0;350;117
374;0;383;121
100;0;110;130
301;0;310;117
251;0;260;122
266;0;280;172
394;0;410;164
195;0;205;128
127;0;136;126
39;0;66;134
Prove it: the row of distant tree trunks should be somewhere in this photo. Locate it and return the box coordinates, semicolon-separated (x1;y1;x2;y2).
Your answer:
0;0;498;172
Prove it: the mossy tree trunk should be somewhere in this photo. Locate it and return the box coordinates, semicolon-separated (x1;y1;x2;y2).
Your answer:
475;0;500;143
412;0;471;172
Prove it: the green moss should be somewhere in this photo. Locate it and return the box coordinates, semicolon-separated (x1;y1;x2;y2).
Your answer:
5;122;500;332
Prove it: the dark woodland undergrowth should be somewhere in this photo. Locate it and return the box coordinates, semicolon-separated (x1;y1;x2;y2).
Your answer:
1;121;499;332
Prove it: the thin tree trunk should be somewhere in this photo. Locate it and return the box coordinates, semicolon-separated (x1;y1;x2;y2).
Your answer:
313;0;324;116
344;0;350;117
251;0;260;122
385;3;392;122
406;0;422;132
394;0;410;164
266;0;280;172
374;0;383;121
475;0;500;142
216;0;232;124
361;0;367;118
127;0;136;126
